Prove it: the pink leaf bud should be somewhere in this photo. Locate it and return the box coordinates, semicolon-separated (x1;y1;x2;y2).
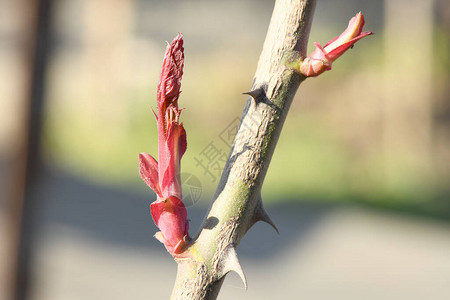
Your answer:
299;12;373;77
138;34;189;256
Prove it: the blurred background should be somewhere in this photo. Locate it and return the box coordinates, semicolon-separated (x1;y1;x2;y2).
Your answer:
1;0;449;299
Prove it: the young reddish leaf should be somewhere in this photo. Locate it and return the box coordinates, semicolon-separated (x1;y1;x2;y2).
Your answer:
139;153;161;197
150;196;189;253
138;34;190;256
299;12;373;77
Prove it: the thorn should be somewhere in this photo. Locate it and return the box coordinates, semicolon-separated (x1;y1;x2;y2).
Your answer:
220;244;247;289
257;206;279;234
255;196;279;234
242;87;265;104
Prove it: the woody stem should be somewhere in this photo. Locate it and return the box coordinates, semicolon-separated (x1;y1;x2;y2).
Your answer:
170;0;316;299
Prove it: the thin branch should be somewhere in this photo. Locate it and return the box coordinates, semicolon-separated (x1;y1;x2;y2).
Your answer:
170;0;316;299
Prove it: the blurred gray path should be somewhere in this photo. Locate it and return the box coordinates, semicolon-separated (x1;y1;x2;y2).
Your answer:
1;166;449;300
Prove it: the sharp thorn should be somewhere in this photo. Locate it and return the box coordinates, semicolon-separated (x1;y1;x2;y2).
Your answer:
255;196;279;234
220;244;247;289
258;207;279;234
242;90;257;99
242;87;265;104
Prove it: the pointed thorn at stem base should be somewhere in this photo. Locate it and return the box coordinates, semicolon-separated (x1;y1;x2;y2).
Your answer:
220;244;247;289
